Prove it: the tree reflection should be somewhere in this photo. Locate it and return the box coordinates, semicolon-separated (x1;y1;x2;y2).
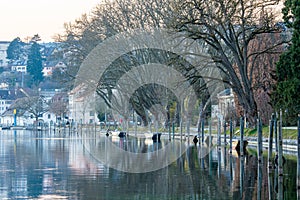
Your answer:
0;132;297;199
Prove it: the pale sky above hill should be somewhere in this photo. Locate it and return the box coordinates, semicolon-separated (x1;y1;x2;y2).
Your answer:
0;0;101;42
0;0;284;43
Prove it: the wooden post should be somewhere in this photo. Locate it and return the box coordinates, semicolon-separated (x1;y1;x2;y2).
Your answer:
201;118;205;143
278;175;284;200
257;163;262;200
209;118;212;147
240;156;244;198
240;117;244;157
217;118;221;148
268;168;274;200
297;114;300;190
230;119;233;154
134;112;137;137
224;120;227;145
209;144;212;176
229;154;233;182
217;150;221;178
172;122;175;140
274;113;278;153
278;109;283;176
223;146;227;170
168;123;171;141
186;119;190;142
257;114;263;163
268;114;274;168
180;119;183;141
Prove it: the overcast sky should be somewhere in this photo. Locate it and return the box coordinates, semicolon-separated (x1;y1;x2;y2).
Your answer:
0;0;101;42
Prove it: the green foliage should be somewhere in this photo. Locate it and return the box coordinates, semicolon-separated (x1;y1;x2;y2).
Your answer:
6;37;25;61
27;42;44;85
97;112;105;122
229;126;297;139
272;0;300;125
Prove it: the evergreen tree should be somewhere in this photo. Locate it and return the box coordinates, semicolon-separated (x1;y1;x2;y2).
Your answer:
27;42;44;85
273;0;300;125
6;37;25;62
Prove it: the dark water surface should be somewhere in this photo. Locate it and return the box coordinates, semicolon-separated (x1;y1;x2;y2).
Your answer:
0;130;297;199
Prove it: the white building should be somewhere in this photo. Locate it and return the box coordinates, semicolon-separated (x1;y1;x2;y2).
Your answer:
11;65;27;73
216;88;235;120
42;61;67;77
0;88;65;127
0;109;56;127
0;99;12;115
68;84;98;125
0;41;10;67
0;90;13;115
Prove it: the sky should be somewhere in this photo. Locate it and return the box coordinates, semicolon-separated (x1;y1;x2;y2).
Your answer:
0;0;102;42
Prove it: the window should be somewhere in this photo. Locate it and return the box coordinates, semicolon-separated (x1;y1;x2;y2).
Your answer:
90;111;94;116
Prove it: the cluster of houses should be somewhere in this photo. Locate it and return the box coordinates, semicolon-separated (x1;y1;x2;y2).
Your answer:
0;41;98;129
0;87;98;129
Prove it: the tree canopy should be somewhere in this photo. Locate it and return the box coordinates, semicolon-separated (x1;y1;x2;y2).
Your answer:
57;0;288;126
170;0;286;125
27;41;44;85
272;0;300;124
6;37;26;62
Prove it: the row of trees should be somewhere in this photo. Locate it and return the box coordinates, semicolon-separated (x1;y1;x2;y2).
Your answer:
55;0;298;126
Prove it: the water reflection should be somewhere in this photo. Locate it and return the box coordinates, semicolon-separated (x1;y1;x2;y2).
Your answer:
0;130;297;199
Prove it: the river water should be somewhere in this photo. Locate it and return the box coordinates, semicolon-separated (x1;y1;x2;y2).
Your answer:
0;129;297;199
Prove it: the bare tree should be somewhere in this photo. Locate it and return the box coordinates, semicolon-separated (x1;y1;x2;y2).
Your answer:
49;93;68;122
12;96;48;125
56;0;286;127
169;0;287;125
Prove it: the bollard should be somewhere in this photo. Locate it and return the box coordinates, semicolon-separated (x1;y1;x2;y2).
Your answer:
240;117;244;157
230;119;233;154
278;109;283;176
268;114;274;168
257;115;263;163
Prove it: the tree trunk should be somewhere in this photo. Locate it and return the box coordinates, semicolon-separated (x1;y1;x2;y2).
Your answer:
233;86;258;126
